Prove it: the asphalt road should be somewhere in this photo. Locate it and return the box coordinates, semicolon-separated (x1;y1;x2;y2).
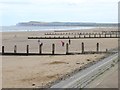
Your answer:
50;53;118;88
85;63;118;88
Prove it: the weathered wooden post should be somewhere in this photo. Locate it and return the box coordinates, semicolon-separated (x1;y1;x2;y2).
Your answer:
96;43;99;52
89;33;91;38
14;45;17;53
69;39;71;45
118;32;119;37
110;33;112;38
2;46;4;54
39;43;43;54
66;43;69;54
99;33;101;38
116;33;118;37
105;34;106;38
94;34;96;37
84;34;86;38
52;44;55;55
81;42;84;54
27;45;29;54
91;33;93;37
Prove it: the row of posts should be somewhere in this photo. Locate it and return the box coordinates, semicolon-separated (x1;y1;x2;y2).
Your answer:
2;42;101;55
45;33;118;37
45;32;118;35
29;34;118;39
29;34;118;40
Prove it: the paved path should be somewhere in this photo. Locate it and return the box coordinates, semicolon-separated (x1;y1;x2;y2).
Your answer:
51;53;118;88
85;63;118;88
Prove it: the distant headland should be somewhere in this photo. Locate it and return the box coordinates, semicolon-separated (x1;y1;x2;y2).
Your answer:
16;21;117;27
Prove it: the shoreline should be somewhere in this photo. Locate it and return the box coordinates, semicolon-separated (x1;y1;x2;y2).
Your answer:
0;26;96;33
0;26;118;33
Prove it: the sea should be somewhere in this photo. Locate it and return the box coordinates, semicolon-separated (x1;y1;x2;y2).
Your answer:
0;26;97;32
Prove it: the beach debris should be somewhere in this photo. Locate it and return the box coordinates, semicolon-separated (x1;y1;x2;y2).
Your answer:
93;60;95;62
32;83;36;86
66;62;69;64
38;39;40;42
81;62;84;64
14;35;17;38
49;61;66;65
38;39;41;44
87;59;91;61
94;55;97;57
76;62;80;64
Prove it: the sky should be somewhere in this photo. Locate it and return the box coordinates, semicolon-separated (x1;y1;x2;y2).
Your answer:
0;0;119;26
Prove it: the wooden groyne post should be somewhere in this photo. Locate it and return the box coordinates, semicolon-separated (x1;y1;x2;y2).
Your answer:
2;46;4;54
96;43;99;52
39;43;43;54
69;39;71;45
105;34;106;38
94;34;96;37
66;43;69;54
52;44;55;55
110;34;112;38
89;33;91;38
14;45;17;53
99;33;101;38
27;45;29;54
81;42;84;53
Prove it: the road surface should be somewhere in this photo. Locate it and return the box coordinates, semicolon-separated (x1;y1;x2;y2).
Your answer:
85;63;118;88
50;53;118;88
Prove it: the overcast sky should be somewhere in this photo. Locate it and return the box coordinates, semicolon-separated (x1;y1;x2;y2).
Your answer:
0;0;119;26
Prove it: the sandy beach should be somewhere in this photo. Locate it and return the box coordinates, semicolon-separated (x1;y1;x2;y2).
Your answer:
1;27;118;88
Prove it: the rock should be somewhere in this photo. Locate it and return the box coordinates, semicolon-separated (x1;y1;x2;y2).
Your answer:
32;83;35;86
76;62;80;64
87;59;91;61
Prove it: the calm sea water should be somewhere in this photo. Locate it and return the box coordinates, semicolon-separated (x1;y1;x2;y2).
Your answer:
0;26;96;32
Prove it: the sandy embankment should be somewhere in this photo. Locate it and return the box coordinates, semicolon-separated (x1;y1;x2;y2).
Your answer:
1;27;118;88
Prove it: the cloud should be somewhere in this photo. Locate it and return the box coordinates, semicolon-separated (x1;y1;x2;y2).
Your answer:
0;1;30;5
31;0;119;4
0;0;31;5
0;0;119;6
0;0;118;25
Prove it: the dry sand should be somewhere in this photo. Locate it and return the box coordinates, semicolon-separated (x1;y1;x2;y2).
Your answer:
2;54;105;88
1;27;118;88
